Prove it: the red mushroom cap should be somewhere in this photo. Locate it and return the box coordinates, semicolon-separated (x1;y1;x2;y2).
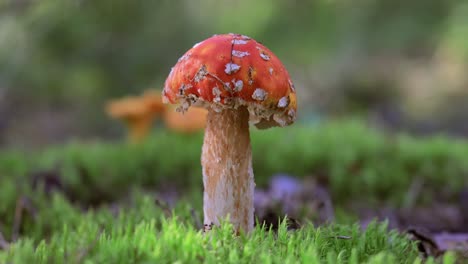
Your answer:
163;33;296;128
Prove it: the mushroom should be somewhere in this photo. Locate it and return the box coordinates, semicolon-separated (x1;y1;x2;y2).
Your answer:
106;90;165;143
163;33;297;233
163;106;208;133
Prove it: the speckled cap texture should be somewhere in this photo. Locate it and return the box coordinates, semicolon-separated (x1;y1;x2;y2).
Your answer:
163;33;296;128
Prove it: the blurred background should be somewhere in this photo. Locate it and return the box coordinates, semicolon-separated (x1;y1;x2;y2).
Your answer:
0;0;468;148
1;2;468;257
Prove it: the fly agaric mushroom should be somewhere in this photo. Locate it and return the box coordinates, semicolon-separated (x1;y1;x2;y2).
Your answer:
106;90;165;143
163;106;208;133
163;33;297;233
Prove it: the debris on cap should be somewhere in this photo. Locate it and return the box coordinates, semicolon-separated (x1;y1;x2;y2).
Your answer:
163;33;297;129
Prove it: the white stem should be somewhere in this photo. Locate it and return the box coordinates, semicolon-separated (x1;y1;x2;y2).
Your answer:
201;106;254;233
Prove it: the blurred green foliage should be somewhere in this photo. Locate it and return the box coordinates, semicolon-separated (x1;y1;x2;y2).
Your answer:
1;0;468;143
440;1;468;57
1;0;198;104
0;0;465;106
1;121;466;209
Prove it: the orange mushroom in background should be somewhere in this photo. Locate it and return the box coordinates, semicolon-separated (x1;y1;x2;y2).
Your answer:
141;90;166;114
163;106;208;133
106;90;165;143
106;89;207;141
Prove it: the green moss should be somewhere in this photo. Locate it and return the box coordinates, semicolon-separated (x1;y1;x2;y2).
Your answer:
1;121;466;206
0;192;423;264
1;120;465;262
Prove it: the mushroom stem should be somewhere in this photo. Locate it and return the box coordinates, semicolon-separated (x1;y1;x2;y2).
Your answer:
126;116;153;143
202;106;254;233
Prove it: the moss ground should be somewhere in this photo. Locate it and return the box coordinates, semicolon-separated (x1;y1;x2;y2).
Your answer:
0;121;466;263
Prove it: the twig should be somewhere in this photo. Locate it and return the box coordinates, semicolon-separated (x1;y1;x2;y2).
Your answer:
0;231;10;250
154;198;172;218
12;198;22;242
328;235;352;240
403;177;424;209
407;227;441;258
190;207;202;230
73;228;103;264
12;196;37;242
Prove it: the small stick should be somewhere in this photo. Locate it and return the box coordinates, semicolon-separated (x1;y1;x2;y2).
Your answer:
190;207;202;230
154;198;172;218
12;196;37;242
73;229;103;263
12;198;24;242
328;235;352;240
0;231;9;250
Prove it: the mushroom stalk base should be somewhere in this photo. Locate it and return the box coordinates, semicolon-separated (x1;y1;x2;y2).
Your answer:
202;107;254;233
